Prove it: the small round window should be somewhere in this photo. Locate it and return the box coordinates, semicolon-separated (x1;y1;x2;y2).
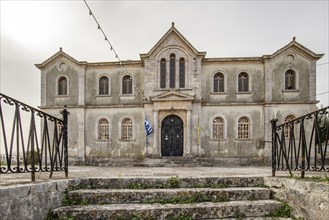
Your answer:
58;61;67;71
284;53;296;64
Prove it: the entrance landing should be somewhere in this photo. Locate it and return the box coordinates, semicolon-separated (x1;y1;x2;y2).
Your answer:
0;166;272;186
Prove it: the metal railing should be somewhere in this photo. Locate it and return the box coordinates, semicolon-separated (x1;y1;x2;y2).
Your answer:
0;93;68;181
271;106;329;177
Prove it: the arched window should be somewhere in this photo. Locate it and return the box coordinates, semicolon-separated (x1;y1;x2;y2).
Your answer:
58;76;68;96
179;58;185;88
285;69;296;90
238;117;250;139
122;75;133;94
99;76;109;95
160;58;166;88
98;118;109;140
238;72;249;92
284;115;296;138
213;117;224;139
122;118;133;140
170;54;176;88
213;72;224;92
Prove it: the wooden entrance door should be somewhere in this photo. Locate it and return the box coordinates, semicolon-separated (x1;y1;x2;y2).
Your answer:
161;115;183;156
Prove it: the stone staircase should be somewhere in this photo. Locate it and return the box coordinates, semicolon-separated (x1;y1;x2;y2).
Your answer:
51;177;292;219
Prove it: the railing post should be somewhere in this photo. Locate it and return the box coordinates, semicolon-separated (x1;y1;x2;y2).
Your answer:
30;109;36;182
62;105;69;178
270;119;278;177
301;119;306;178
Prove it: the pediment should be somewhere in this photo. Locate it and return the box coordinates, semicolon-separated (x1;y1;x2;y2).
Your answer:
151;91;195;102
263;39;323;61
35;48;87;70
140;23;206;61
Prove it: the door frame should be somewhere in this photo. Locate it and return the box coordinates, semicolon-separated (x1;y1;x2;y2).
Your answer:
160;114;184;157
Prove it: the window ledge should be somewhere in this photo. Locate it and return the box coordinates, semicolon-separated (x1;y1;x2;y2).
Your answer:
118;139;136;142
235;91;253;95
210;138;228;142
282;89;300;93
154;88;171;92
210;92;228;95
96;139;111;143
234;138;252;143
119;94;135;98
55;95;70;98
96;94;112;97
154;88;192;91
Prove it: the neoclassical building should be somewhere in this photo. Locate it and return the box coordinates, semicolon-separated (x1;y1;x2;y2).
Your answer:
36;23;323;165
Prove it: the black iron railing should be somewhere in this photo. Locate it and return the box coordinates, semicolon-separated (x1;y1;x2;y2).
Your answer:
0;93;69;181
271;106;329;177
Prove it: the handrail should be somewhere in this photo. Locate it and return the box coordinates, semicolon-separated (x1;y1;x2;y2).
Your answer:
0;93;69;181
271;106;329;177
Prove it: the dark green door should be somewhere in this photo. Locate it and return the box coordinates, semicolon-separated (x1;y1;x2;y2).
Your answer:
161;115;183;156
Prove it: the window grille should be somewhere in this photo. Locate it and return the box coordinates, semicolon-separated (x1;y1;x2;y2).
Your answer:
284;115;296;138
238;117;249;139
98;118;109;140
122;118;133;140
213;117;224;139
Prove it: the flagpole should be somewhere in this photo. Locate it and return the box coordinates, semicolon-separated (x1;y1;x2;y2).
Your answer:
144;116;153;158
145;115;148;157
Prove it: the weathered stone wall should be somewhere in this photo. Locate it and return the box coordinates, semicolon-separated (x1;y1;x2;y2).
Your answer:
84;107;145;159
0;180;69;220
200;105;264;159
264;177;329;220
201;60;265;103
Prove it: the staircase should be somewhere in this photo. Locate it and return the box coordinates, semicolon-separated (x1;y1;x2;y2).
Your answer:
51;176;292;219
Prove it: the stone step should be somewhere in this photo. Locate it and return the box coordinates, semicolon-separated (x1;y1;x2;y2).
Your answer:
218;218;293;220
84;157;266;167
53;200;282;219
68;187;271;205
68;176;264;190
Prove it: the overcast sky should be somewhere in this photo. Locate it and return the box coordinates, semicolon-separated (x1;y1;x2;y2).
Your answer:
1;0;328;108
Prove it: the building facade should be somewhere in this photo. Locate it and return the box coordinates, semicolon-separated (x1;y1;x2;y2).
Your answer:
36;23;323;165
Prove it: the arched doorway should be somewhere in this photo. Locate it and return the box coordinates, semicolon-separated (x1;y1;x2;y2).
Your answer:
161;115;184;156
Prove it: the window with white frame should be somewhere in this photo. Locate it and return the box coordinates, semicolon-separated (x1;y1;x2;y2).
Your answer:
213;117;224;139
122;118;133;140
238;117;250;139
98;118;109;140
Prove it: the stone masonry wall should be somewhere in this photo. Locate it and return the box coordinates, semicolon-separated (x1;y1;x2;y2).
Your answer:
264;177;329;220
0;180;69;220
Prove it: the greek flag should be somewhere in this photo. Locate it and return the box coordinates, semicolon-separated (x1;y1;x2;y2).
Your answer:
144;119;153;136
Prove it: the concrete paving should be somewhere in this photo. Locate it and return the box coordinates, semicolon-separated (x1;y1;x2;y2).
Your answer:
1;165;325;187
0;166;270;186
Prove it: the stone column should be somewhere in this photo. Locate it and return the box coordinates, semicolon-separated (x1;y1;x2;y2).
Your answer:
186;110;192;155
153;110;159;156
